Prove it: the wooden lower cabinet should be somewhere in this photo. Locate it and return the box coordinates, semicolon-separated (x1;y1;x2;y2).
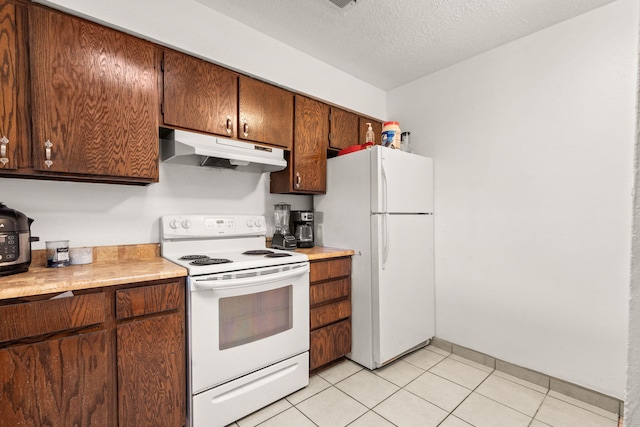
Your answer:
117;313;185;427
309;257;352;371
0;331;110;426
0;278;186;427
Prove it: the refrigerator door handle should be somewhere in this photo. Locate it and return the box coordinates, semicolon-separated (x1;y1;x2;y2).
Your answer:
381;162;388;213
382;213;390;270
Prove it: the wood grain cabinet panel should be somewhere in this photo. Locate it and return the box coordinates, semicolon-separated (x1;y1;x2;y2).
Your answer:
309;257;352;371
0;331;110;426
0;292;106;343
0;278;186;427
117;312;185;427
329;107;358;150
310;319;351;371
116;281;182;320
239;75;293;150
310;299;351;330
162;49;238;137
310;277;349;306
28;5;159;183
0;0;17;171
271;95;328;194
309;257;351;283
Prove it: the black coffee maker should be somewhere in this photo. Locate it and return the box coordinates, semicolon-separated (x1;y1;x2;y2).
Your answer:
290;211;314;248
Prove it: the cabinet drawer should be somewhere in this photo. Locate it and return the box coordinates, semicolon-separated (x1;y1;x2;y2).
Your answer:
116;281;183;320
310;300;351;330
310;278;350;306
310;258;351;283
310;319;351;370
0;292;106;343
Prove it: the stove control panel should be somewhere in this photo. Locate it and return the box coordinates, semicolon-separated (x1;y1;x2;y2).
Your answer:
161;214;267;239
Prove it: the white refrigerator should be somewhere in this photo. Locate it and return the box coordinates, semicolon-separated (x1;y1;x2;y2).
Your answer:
314;146;434;369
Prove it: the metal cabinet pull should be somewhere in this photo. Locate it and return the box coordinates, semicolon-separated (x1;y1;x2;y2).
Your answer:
0;136;8;166
243;122;249;137
226;116;232;134
295;172;301;189
44;140;53;168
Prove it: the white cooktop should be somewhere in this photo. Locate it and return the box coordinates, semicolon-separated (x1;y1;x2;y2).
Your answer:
160;214;308;276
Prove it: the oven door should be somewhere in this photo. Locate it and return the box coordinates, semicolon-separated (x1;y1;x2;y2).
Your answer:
188;261;309;394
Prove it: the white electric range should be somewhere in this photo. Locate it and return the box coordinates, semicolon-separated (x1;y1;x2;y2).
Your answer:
160;214;310;427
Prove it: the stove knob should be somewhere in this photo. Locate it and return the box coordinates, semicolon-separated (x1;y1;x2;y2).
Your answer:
169;219;179;229
182;219;192;230
254;218;263;228
246;218;254;227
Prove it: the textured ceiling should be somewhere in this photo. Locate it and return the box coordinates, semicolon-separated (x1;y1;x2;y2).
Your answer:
195;0;616;90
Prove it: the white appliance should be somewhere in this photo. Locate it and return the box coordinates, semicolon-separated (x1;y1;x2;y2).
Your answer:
314;146;434;369
160;214;309;427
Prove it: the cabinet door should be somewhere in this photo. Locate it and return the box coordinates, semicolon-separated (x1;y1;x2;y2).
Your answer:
0;331;110;426
293;96;328;193
162;50;237;138
358;117;382;146
29;6;159;182
117;313;185;427
0;0;16;170
239;75;293;150
329;107;358;150
309;319;351;370
270;96;328;194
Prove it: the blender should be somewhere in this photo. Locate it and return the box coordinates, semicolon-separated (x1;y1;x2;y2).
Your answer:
272;203;297;250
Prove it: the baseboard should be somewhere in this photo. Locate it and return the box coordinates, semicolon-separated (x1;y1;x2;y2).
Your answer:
429;337;623;417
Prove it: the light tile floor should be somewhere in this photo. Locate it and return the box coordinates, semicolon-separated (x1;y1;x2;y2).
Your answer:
228;345;621;427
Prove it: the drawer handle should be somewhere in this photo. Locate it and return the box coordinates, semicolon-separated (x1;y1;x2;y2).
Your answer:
243;122;249;137
44;140;53;168
226;116;232;134
0;135;8;166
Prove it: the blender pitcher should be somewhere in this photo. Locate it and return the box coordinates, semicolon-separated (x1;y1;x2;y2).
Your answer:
272;203;296;250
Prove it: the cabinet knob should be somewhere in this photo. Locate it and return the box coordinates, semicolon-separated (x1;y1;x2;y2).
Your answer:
0;136;8;167
243;122;249;137
226;116;232;134
44;140;53;168
295;172;301;189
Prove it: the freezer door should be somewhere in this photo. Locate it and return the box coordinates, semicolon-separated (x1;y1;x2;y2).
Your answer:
371;213;434;366
370;147;433;214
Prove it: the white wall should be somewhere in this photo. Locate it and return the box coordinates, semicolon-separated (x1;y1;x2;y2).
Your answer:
388;0;637;399
4;0;385;249
626;13;640;424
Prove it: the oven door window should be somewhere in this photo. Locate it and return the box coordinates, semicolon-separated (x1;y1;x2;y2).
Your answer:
219;285;293;350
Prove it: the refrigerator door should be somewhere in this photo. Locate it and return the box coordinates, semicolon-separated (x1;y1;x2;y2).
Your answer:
370;147;433;214
371;213;434;366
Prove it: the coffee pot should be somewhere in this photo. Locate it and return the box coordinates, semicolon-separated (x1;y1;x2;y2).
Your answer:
291;210;314;248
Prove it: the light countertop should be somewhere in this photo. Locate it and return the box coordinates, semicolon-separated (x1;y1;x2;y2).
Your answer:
0;244;187;301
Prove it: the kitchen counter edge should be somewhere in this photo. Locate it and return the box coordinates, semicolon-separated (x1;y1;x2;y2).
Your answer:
0;257;187;301
295;246;355;261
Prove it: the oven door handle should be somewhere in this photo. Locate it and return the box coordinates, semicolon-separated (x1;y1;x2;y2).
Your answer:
193;264;310;290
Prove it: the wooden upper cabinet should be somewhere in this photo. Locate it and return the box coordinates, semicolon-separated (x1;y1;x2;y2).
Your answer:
238;75;293;150
358;117;382;146
162;49;238;138
271;95;328;194
329;107;358;150
28;5;159;183
0;0;17;171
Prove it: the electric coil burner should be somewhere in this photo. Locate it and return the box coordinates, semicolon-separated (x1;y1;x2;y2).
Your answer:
160;214;310;427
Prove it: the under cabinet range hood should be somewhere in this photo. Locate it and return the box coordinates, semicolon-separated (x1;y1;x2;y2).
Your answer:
160;129;287;173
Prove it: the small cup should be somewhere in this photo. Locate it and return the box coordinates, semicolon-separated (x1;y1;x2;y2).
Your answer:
70;247;93;265
46;240;70;267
